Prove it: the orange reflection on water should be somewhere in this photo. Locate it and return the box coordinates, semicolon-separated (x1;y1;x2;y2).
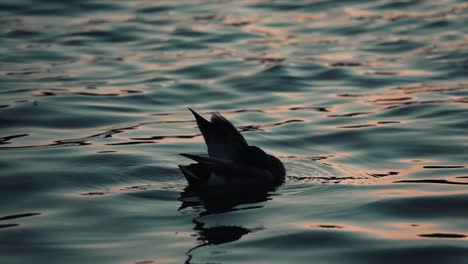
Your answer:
343;2;468;21
72;13;136;26
315;53;358;62
371;188;468;199
343;7;378;18
296;221;467;240
294;13;326;22
361;69;433;76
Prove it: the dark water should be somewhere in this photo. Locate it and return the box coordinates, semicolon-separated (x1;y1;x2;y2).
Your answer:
1;0;468;263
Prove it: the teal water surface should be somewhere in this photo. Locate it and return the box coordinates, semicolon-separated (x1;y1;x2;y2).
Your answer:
1;0;468;263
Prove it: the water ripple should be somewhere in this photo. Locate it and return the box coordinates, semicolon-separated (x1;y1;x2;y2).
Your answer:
1;0;468;263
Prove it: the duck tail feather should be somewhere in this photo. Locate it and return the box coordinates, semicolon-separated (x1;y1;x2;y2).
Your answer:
188;107;213;140
210;112;248;147
178;165;203;185
180;153;224;166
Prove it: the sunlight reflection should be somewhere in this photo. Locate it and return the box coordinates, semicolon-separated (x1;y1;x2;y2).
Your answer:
296;221;467;240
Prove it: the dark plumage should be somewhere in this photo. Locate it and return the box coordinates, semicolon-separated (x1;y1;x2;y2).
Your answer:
178;108;286;187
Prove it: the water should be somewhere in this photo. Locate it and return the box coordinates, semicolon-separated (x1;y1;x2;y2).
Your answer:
1;0;467;263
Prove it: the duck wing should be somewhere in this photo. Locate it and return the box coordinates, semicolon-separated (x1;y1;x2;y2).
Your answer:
178;164;209;185
180;153;272;185
180;153;234;168
188;108;248;160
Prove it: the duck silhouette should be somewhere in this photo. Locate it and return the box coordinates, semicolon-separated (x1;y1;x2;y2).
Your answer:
178;108;286;187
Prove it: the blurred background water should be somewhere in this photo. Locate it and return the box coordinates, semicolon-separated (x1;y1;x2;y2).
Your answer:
1;0;467;263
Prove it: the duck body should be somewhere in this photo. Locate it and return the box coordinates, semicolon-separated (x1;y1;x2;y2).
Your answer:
178;108;286;187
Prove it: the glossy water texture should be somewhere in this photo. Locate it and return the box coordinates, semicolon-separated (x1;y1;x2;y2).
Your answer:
1;0;468;263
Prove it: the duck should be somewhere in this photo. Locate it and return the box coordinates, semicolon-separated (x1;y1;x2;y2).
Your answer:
178;108;286;187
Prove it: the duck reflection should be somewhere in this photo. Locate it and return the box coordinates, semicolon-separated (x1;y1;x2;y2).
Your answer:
179;185;275;263
179;185;274;215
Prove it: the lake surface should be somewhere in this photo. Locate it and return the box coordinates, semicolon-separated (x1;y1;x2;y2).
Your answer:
1;0;467;263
